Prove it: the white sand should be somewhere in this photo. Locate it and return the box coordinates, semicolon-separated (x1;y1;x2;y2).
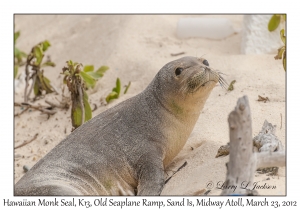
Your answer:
14;15;285;195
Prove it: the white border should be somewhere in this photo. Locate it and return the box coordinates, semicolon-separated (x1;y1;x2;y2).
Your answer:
2;0;299;209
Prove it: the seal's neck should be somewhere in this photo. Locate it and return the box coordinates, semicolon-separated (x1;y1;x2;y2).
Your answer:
142;84;214;167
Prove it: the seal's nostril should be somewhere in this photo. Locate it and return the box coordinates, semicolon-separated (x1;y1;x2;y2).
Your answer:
203;59;209;66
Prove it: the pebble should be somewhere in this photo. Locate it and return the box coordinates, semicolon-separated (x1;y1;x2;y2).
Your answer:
23;165;30;172
15;154;22;159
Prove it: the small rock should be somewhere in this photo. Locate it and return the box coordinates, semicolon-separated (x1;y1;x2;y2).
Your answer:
23;165;30;172
15;154;22;159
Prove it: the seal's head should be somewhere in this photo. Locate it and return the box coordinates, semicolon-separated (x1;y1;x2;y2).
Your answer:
145;56;227;166
149;56;227;117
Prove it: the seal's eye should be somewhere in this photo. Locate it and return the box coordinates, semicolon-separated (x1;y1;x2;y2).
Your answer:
203;59;209;66
175;67;183;76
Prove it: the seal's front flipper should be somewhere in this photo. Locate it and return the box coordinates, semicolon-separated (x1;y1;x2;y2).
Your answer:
136;153;165;195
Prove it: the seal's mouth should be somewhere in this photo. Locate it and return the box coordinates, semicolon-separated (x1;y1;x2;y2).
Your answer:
184;69;228;94
187;79;216;93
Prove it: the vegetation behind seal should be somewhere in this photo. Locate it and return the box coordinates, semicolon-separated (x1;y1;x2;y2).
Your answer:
62;61;109;130
268;14;286;71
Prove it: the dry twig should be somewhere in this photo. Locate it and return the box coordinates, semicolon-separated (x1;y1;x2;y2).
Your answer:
257;95;269;103
14;106;30;117
45;100;69;109
15;133;39;149
171;52;185;56
165;161;187;184
14;102;56;115
92;104;98;112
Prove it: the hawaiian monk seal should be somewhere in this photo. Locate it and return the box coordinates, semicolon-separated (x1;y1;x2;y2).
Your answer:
15;56;227;195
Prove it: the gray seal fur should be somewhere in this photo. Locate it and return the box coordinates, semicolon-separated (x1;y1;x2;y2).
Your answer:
15;56;225;195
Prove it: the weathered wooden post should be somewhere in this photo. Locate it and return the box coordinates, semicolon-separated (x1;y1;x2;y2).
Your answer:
222;95;256;195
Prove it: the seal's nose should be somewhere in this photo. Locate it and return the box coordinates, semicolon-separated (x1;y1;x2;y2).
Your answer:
197;57;209;67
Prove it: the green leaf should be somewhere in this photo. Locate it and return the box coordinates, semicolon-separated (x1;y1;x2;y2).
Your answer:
14;31;20;43
83;90;92;121
124;81;131;94
15;50;26;64
86;71;103;79
83;65;94;72
42;40;51;51
63;71;70;76
282;14;286;21
63;75;68;84
268;15;281;32
80;71;96;88
72;105;83;128
36;71;52;94
71;89;92;128
33;46;43;66
67;60;73;66
42;76;53;93
14;65;18;78
14;47;21;57
96;66;109;75
112;78;121;95
33;79;39;96
283;52;286;71
105;91;119;103
41;61;56;67
20;51;27;58
280;29;286;45
275;46;285;60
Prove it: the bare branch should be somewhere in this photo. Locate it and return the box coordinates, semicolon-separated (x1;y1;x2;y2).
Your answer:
14;106;29;117
165;161;187;184
78;83;85;125
14;102;56;115
45;100;69;109
222;95;256;195
26;73;37;100
255;152;286;168
15;133;38;149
